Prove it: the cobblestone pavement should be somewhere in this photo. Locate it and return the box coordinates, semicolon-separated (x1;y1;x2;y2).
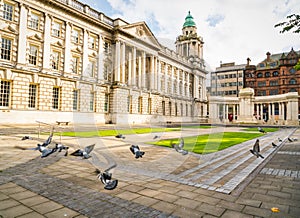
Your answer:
0;125;299;217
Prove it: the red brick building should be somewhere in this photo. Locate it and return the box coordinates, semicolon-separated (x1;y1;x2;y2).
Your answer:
244;48;300;115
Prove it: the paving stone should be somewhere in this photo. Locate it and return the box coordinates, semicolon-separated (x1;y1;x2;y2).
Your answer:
218;200;245;212
172;206;205;218
196;203;225;217
236;198;262;207
17;211;45;218
9;190;37;200
31;201;64;214
221;210;253;218
132;195;159;207
174;197;201;209
153;192;180;203
0;204;32;217
0;199;20;210
44;207;80;218
243;205;272;217
267;190;292;199
116;191;141;201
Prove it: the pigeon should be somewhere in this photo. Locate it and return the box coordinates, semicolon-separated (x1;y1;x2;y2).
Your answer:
278;138;282;142
115;134;125;139
21;136;33;140
70;144;95;159
38;127;54;147
55;143;69;156
258;127;266;133
129;145;145;159
15;144;57;158
171;138;188;155
288;138;293;142
272;142;277;147
250;139;264;158
95;164;118;190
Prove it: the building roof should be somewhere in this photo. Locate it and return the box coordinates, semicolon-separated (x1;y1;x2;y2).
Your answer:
215;63;246;73
183;11;196;28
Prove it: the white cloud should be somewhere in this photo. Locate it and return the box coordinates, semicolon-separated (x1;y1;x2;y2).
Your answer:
83;0;300;70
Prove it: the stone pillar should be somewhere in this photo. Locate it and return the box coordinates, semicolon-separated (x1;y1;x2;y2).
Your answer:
82;29;89;76
114;40;121;82
154;56;157;90
128;51;132;85
194;75;198;98
279;102;282;120
157;60;161;92
260;104;263;120
182;71;185;96
43;14;52;70
138;55;142;88
187;73;190;98
132;47;136;86
64;22;71;73
236;88;257;123
98;35;104;80
142;51;146;89
164;63;168;93
170;66;174;94
177;69;180;95
233;104;236;120
121;42;126;84
150;55;155;90
17;3;28;65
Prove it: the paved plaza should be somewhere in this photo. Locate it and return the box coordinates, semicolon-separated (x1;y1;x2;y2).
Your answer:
0;124;299;217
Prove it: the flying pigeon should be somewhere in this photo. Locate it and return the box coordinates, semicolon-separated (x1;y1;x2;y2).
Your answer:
258;127;266;133
115;134;125;139
171;138;188;155
21;136;33;140
278;137;282;142
95;164;118;190
272;142;277;147
250;139;264;158
15;144;57;158
38;127;54;147
288;138;293;142
55;143;69;156
129;145;145;159
70;144;95;159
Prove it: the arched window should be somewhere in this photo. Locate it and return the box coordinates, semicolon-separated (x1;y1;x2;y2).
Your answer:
289;78;297;85
265;72;270;77
289;68;296;74
289;88;297;92
272;71;279;76
257;73;263;78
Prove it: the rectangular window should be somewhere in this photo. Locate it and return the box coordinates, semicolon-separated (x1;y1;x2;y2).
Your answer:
257;81;266;87
270;89;279;95
72;89;79;111
270;80;278;86
51;51;60;70
29;45;38;65
127;95;132;113
1;38;12;60
169;102;172;116
29;13;39;30
90;36;96;49
72;29;79;43
28;84;37;108
162;101;165;115
88;61;96;77
186;104;188;116
89;92;95;111
52;21;61;37
52;87;60;109
104;93;109;112
0;80;10;107
3;2;13;21
72;56;79;74
147;98;151;114
104;41;110;54
138;96;142;113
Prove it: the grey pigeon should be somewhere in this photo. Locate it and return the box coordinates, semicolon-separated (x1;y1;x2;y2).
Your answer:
130;145;145;159
153;135;160;140
288;138;293;142
258;127;266;133
95;164;118;190
16;144;57;158
115;134;125;139
38;127;54;147
278;137;282;142
272;142;277;147
172;138;188;155
250;139;264;158
55;143;69;156
21;136;33;140
70;144;95;159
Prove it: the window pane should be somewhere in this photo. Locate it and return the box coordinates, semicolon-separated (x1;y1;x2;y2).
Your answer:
3;2;13;21
28;84;37;108
1;38;12;60
0;80;10;107
29;13;39;29
29;45;38;65
52;87;59;109
52;21;61;37
73;90;78;110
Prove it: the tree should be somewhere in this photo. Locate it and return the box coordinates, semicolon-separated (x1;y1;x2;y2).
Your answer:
275;14;300;70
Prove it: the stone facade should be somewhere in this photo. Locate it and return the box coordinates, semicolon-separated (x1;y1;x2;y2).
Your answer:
0;0;208;125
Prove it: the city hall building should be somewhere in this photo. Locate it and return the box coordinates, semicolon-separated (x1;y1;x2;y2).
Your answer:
0;0;208;125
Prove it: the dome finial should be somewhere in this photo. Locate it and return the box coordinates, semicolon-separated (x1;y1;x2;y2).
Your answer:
183;11;196;28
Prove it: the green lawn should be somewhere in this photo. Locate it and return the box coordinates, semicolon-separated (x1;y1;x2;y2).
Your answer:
60;127;180;137
150;132;264;154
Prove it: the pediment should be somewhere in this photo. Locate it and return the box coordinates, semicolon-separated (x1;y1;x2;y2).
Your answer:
119;22;161;49
28;33;43;41
51;41;64;47
2;24;18;33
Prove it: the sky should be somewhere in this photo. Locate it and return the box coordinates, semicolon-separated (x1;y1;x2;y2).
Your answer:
80;0;300;71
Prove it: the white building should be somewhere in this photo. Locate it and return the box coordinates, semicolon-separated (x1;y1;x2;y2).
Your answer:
0;0;208;125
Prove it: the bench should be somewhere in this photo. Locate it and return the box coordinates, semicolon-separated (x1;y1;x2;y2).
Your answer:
56;121;70;125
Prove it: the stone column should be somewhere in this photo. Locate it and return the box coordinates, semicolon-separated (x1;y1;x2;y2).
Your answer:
236;88;256;123
98;35;104;80
142;51;146;89
132;47;136;86
182;71;185;96
193;75;198;99
64;22;71;73
82;29;89;76
154;56;157;90
177;69;180;95
114;40;121;82
43;14;52;70
170;66;174;94
233;104;236;120
128;51;132;86
157;60;161;92
164;63;168;93
138;55;142;88
121;42;126;84
187;73;190;98
260;104;263;120
150;55;155;90
279;102;282;120
17;3;28;65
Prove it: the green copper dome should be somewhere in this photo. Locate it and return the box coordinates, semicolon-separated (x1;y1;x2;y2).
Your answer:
183;11;196;28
